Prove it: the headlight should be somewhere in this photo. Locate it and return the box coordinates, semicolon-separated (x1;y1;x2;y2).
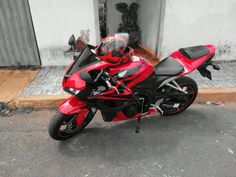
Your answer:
64;87;81;95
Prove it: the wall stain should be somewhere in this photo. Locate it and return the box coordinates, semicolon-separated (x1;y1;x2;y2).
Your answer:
39;29;91;65
216;44;231;57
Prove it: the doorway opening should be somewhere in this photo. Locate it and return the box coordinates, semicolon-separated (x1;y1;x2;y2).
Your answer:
98;0;165;62
99;0;107;38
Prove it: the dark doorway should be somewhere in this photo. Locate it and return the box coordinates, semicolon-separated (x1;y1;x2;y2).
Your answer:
99;0;107;38
103;0;165;59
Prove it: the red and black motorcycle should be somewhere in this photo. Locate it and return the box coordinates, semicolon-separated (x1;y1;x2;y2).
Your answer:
48;33;220;140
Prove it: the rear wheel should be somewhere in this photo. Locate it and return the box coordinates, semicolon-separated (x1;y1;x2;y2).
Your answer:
48;109;95;140
155;76;198;115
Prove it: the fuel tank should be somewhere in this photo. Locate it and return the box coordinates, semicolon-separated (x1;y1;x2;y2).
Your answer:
109;55;154;89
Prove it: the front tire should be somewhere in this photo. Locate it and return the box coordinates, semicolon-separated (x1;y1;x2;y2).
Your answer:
156;76;198;115
48;110;95;140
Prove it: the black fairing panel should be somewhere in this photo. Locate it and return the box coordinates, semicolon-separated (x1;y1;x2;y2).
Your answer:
197;54;215;80
119;64;142;78
131;73;160;111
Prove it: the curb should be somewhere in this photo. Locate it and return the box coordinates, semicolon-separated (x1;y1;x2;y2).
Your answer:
8;88;236;109
197;88;236;103
9;94;69;109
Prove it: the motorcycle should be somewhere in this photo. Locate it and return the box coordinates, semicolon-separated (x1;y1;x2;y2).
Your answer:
48;33;220;140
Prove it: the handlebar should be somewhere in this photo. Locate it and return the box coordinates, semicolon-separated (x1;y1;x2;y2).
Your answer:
93;70;103;83
93;70;127;91
87;44;98;50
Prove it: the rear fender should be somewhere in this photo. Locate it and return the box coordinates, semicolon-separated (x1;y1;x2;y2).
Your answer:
59;96;88;115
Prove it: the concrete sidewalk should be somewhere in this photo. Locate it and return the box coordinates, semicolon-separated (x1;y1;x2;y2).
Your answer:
1;62;236;109
0;69;39;103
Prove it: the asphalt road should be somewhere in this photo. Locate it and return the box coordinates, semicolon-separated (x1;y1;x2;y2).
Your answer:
0;103;236;177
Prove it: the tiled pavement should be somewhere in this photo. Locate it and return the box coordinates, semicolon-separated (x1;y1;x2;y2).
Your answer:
188;62;236;88
21;62;236;96
21;66;66;96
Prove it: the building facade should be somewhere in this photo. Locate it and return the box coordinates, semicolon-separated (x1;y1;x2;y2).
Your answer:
161;0;236;61
0;0;235;67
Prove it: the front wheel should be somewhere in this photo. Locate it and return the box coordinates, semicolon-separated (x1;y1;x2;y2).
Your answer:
48;109;95;140
155;76;198;115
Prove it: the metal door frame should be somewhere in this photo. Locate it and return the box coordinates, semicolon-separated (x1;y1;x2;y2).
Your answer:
155;0;166;58
26;0;41;66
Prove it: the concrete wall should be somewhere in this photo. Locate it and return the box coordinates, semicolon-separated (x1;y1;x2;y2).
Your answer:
137;0;162;55
106;0;136;35
161;0;236;60
29;0;100;66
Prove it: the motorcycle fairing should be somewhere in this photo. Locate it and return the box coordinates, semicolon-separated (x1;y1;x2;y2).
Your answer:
60;43;217;123
170;44;216;75
76;109;89;126
59;96;88;115
59;96;89;127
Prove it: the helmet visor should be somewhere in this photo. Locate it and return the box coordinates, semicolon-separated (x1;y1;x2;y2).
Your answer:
98;33;129;55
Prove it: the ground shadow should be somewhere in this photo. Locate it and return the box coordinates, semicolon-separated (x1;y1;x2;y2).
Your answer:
57;107;223;165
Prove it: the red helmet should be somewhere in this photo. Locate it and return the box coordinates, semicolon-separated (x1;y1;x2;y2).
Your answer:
97;34;133;65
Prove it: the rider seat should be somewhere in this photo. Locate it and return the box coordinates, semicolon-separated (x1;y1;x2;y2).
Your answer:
179;45;210;60
154;57;184;76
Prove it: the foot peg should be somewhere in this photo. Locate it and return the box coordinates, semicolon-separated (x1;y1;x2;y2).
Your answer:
210;62;220;70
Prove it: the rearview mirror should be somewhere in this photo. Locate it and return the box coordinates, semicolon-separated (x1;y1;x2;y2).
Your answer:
68;34;76;46
80;70;93;84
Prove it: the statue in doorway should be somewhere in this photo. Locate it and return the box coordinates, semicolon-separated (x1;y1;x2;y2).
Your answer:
115;2;141;48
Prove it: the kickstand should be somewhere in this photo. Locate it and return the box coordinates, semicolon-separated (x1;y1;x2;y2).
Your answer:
135;117;141;133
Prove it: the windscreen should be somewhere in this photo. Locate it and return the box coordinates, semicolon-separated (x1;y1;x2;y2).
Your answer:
66;46;100;75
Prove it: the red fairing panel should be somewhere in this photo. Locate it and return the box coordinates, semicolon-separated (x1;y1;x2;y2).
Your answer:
59;96;88;115
109;56;143;76
63;73;87;91
59;96;89;126
76;109;89;126
112;109;158;122
170;44;216;75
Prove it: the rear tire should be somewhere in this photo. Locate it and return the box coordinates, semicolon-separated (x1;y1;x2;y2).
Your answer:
48;110;94;140
157;76;198;115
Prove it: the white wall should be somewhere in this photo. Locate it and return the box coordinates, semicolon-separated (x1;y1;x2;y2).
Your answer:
161;0;236;60
29;0;100;66
106;0;136;35
137;0;162;55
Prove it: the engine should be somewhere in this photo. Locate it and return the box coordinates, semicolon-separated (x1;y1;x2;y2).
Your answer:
97;100;139;122
123;103;139;118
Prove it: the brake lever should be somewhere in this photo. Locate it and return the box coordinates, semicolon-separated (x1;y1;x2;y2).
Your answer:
105;80;120;94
